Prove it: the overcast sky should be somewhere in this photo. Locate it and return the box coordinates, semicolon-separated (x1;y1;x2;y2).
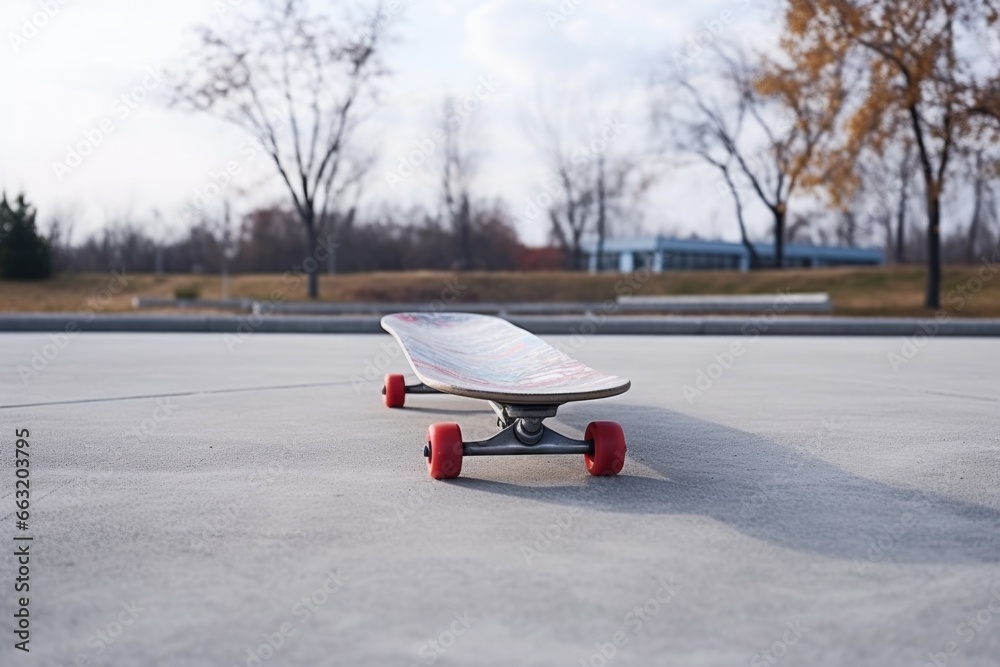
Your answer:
1;0;777;246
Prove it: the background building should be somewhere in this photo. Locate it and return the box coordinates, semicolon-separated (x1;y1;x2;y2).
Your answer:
581;236;886;272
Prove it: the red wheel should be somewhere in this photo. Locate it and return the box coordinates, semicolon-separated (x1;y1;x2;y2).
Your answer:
584;421;626;476
426;422;463;479
383;374;405;408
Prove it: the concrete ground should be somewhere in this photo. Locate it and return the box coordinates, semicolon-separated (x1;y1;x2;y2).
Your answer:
1;333;998;666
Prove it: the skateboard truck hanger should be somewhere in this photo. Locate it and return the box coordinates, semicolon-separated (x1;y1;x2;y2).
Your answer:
430;402;594;457
382;381;439;399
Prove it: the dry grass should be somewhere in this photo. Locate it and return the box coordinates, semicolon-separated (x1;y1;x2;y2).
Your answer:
1;265;999;317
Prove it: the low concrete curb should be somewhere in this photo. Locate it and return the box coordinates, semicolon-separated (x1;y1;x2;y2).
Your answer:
2;313;999;336
132;295;834;315
0;313;383;334
617;292;833;313
131;297;255;311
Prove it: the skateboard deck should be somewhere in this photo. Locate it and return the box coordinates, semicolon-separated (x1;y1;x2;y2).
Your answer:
381;312;631;404
380;312;631;479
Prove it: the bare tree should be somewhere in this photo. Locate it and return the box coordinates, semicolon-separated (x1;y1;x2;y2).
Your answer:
439;97;476;269
828;141;920;258
171;0;388;298
43;202;80;272
591;153;656;268
653;44;842;268
893;144;918;264
963;149;999;264
535;114;595;270
529;100;649;271
653;66;762;268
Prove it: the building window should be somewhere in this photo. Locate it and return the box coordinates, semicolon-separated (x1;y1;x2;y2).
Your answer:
595;252;619;271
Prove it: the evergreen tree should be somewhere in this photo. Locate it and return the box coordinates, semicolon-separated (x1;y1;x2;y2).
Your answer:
0;193;52;279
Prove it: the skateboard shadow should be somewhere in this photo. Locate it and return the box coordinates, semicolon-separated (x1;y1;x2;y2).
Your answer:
452;403;1000;566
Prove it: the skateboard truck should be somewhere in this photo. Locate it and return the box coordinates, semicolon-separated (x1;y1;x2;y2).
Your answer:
420;403;593;458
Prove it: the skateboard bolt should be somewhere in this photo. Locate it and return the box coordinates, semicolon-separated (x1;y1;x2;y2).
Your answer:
423;443;431;458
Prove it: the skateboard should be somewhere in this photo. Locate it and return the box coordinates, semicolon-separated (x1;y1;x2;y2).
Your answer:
380;312;631;479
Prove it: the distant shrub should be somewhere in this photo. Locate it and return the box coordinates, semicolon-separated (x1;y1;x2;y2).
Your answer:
0;193;52;280
174;284;201;300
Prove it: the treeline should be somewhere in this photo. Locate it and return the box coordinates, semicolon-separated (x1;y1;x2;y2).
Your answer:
47;203;551;275
40;198;997;277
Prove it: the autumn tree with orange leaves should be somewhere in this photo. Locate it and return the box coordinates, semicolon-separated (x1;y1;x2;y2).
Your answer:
760;0;1000;308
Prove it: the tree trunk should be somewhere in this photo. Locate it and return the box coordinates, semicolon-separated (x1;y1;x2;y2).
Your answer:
456;195;472;270
908;104;943;309
721;166;760;269
925;184;941;309
327;231;337;274
966;153;984;264
742;239;760;270
571;229;583;271
773;206;786;268
328;206;356;275
595;156;607;274
895;175;908;263
304;219;319;299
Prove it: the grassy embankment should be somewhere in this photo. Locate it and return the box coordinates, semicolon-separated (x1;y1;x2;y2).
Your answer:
0;266;998;317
